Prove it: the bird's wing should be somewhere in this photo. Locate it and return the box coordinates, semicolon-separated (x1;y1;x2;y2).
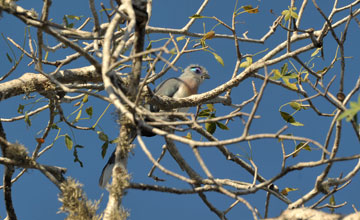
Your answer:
154;77;183;97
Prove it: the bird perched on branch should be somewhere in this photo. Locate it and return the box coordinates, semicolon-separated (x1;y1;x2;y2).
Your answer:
99;64;210;187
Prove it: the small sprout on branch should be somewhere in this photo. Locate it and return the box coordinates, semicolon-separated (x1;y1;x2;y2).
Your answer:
281;187;298;196
281;6;298;21
185;132;192;140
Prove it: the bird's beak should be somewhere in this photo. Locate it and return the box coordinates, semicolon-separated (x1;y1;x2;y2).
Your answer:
203;73;210;79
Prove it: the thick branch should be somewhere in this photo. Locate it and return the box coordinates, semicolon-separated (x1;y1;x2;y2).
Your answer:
0;66;100;101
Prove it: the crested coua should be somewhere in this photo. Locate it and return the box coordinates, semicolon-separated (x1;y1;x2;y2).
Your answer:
99;64;210;187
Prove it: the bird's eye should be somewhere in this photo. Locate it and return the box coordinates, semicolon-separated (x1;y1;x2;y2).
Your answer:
191;67;202;74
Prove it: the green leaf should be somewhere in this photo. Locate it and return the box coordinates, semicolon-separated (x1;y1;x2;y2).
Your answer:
85;106;93;117
176;36;186;41
206;104;215;112
198;109;211;117
281;187;298;196
240;57;252;68
66;15;82;20
205;122;216;134
74;109;82;123
99;8;112;13
24;113;31;127
283;78;298;90
338;109;358;121
270;69;282;80
17;104;24;114
63;16;69;27
97;131;109;142
146;42;152;50
65;134;73;150
290;121;304;126
51;123;60;130
291;10;298;19
169;47;176;54
44;51;49;61
282;10;291;21
338;95;360;121
202;31;215;40
185;132;192;139
289;102;302;111
212;52;224;66
280;111;304;126
337;95;360;121
82;94;88;103
110;137;120;144
200;38;206;48
293;142;311;157
286;82;298;90
280;63;288;75
280;111;295;123
295;142;311;151
6;53;12;63
289;102;308;111
282;7;298;21
216;122;229;130
285;73;298;79
311;48;321;57
329;195;335;213
316;67;328;75
242;5;259;14
189;14;204;19
101;141;109;158
329;195;335;205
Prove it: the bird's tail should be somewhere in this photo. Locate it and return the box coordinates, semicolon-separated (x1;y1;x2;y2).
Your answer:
99;150;115;188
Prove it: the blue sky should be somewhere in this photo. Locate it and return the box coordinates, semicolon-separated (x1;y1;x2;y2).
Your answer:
0;0;360;219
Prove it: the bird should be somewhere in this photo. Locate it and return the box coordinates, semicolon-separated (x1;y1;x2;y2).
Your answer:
99;64;210;187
